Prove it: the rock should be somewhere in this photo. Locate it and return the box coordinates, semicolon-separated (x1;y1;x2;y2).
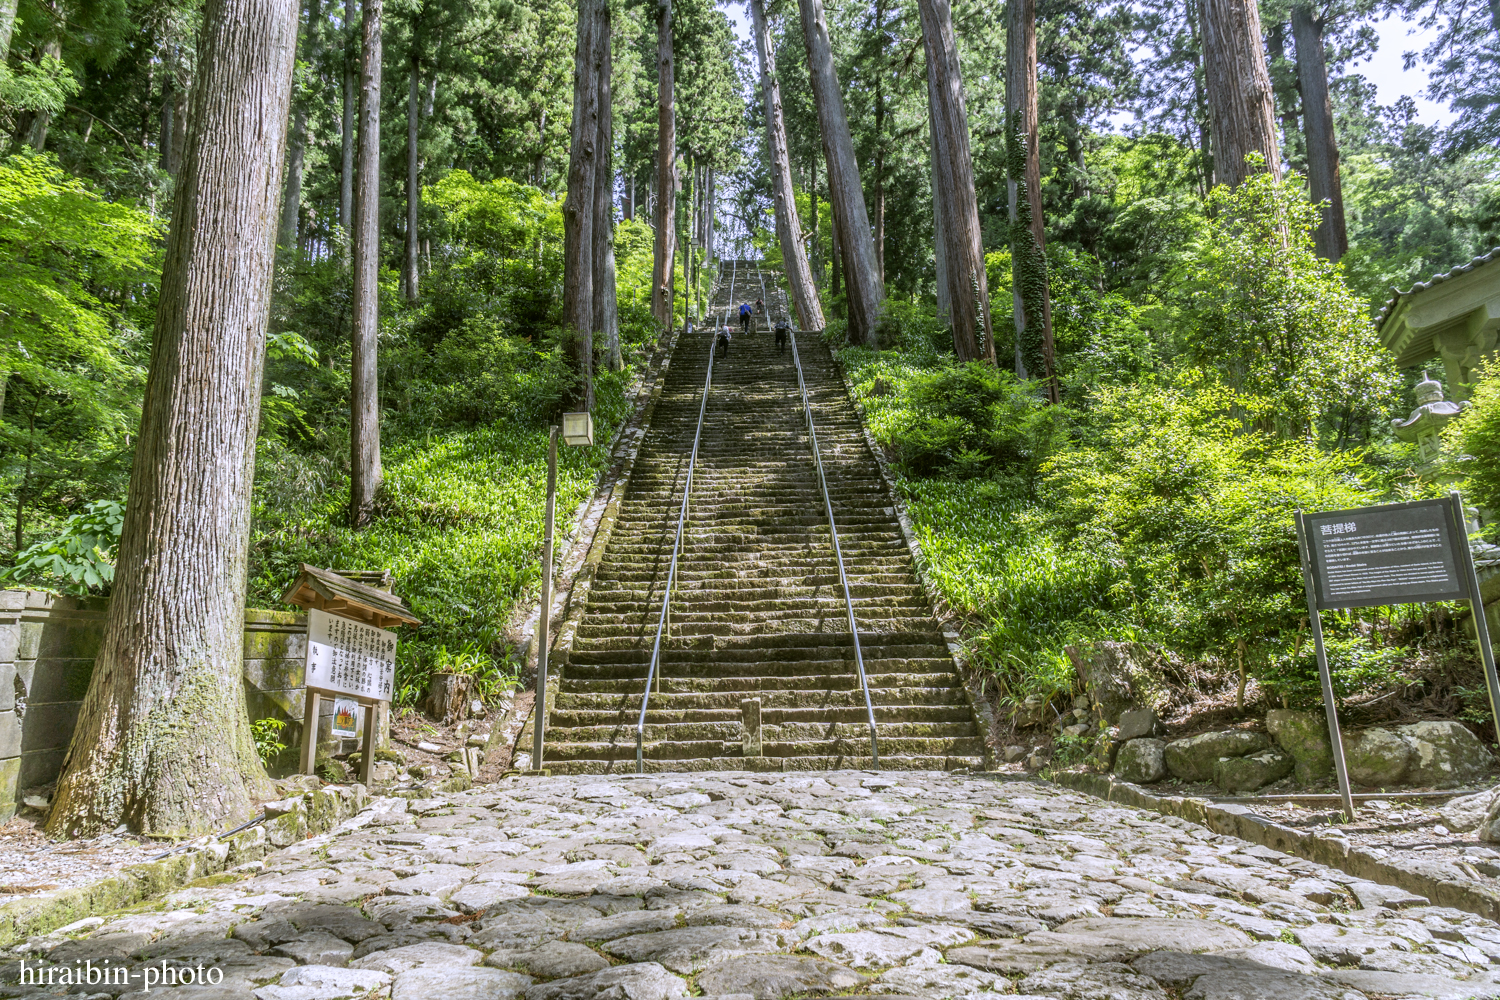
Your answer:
601;927;779;973
392;967;533;1000
1213;749;1294;792
1117;709;1160;741
1069;641;1168;723
1321;970;1500;998
696;955;867;998
1346;881;1427;910
1036;918;1252;961
1343;728;1413;786
1439;784;1500;832
878;963;1003;997
270;932;354;967
1018;961;1169;999
1012;695;1049;728
803;926;973;968
1004;745;1027;763
1026;753;1048;770
1131;951;1269;987
417;741;443;753
488;941;610;978
1266;710;1334;784
1183;970;1362;1000
1165;731;1273;783
275;965;393;992
349;942;483;975
1061;723;1091;737
451;880;530;913
466;734;488;747
1114;739;1167;784
574;911;682;942
887;888;971;915
522;962;689;1000
1397;721;1492;788
371;761;399;783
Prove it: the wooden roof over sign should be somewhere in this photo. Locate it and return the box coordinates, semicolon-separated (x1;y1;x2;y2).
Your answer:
280;563;421;628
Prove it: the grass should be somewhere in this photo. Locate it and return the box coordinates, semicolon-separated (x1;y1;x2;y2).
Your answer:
247;363;641;704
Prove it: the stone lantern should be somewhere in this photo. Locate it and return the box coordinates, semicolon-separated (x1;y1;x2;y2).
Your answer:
1391;372;1470;485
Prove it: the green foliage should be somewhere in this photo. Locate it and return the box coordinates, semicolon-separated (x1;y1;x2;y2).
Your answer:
1006;112;1052;380
251;718;289;767
848;351;1062;487
1454;362;1500;523
1258;634;1414;709
1;499;123;594
1168;166;1399;440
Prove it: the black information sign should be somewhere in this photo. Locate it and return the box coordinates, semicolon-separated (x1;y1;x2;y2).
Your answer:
1304;499;1469;610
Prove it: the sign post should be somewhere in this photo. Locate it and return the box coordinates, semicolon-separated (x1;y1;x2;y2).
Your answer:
1294;494;1500;821
280;564;421;785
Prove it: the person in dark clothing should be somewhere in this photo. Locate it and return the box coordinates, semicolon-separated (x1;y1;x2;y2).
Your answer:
774;320;789;354
739;302;752;334
716;325;732;358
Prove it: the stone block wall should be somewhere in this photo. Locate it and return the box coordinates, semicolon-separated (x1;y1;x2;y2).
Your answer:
0;590;383;822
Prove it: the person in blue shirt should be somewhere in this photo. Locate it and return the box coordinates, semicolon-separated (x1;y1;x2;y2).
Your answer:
739;302;752;334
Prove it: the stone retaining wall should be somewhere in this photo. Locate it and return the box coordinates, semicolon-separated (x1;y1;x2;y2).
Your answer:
0;591;369;821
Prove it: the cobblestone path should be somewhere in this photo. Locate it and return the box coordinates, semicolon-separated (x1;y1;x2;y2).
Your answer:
13;772;1500;999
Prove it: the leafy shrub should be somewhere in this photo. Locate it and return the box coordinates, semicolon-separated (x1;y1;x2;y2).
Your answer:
251;717;288;766
1258;634;1415;708
2;499;124;594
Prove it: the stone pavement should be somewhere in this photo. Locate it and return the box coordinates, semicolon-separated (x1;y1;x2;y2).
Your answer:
10;771;1500;1000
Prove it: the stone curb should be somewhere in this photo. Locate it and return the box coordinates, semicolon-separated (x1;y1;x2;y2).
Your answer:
1050;769;1500;923
0;783;370;948
826;350;997;769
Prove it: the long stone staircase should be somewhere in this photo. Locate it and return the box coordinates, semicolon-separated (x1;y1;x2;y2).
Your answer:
543;261;989;773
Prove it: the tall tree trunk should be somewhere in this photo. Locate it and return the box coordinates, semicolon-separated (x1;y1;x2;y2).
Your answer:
0;0;17;62
919;0;992;364
798;0;882;345
872;0;886;285
20;34;62;150
650;0;676;329
404;53;420;301
158;77;175;172
280;105;307;246
751;0;824;332
1005;0;1057;398
705;168;715;259
45;0;297;838
1293;5;1347;261
830;197;842;300
1267;19;1300;167
350;0;383;528
1202;0;1282;186
927;81;950;326
563;0;602;411
809;157;820;282
593;7;622;372
340;0;355;232
1187;0;1213;194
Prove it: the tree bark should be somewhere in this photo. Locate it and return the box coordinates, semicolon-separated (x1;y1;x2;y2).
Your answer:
872;0;886;286
340;0;355;232
593;5;622;372
0;0;17;63
809;157;820;282
751;0;824;332
650;0;676;329
920;0;992;363
1004;0;1056;398
1202;0;1282;186
1293;5;1347;261
21;35;62;150
45;0;297;838
925;62;949;326
563;0;602;411
404;53;420;301
349;0;383;528
797;0;882;346
704;168;715;259
280;105;307;246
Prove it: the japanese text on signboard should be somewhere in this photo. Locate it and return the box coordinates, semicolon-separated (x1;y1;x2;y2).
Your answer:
1303;500;1469;610
305;608;396;701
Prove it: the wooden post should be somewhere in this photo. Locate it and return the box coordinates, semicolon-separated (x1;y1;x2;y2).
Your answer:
359;700;376;784
300;690;321;776
532;425;559;771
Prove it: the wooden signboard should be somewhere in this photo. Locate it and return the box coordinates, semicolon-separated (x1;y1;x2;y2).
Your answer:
282;565;419;784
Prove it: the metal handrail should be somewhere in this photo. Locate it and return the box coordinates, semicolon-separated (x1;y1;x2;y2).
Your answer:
636;284;727;773
786;327;880;768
